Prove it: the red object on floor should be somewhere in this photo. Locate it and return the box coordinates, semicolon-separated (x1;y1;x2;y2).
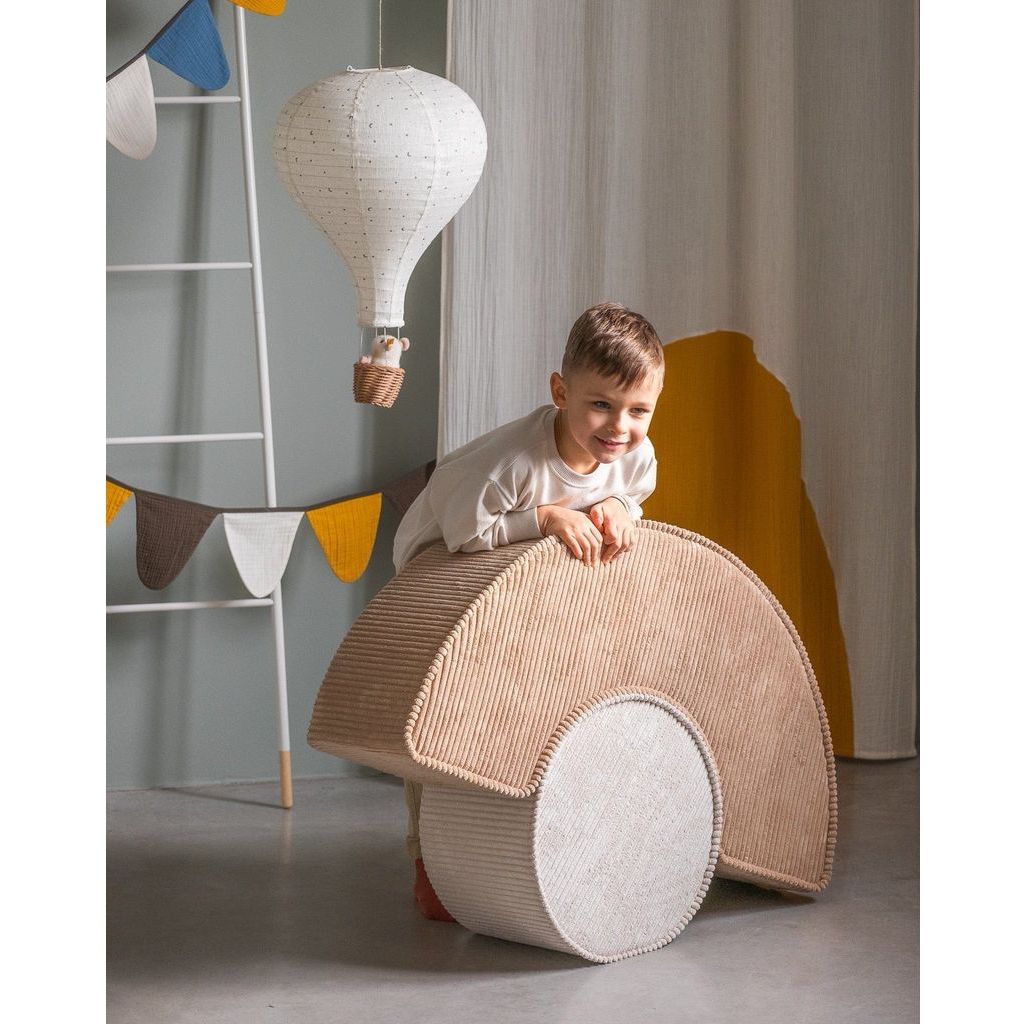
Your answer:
414;858;456;922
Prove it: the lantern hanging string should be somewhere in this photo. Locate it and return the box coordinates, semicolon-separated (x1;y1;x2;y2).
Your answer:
378;0;383;71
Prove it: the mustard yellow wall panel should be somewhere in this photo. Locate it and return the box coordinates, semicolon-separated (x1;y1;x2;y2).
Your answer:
645;331;855;756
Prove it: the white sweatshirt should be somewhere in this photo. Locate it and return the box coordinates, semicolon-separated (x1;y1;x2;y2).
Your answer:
393;404;657;573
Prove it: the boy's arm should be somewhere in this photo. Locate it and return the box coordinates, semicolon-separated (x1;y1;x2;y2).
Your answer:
588;452;657;564
429;467;542;554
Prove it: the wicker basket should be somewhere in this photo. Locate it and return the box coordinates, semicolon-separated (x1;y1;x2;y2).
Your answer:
353;362;405;407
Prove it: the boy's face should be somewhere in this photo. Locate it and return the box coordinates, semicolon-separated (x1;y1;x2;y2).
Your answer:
550;367;662;469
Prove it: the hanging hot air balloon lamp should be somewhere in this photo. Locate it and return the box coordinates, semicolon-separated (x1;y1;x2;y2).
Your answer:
272;2;487;408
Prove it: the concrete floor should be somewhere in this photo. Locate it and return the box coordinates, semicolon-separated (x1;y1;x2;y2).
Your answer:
108;759;918;1024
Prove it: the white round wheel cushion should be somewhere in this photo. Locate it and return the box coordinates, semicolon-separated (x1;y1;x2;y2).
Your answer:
420;694;722;962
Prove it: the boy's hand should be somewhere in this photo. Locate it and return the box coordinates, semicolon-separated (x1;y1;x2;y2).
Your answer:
589;498;637;564
537;505;605;567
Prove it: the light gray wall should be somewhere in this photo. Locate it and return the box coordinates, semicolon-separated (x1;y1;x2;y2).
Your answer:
106;0;447;788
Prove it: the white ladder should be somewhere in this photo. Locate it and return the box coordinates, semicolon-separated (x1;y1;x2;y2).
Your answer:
106;7;293;810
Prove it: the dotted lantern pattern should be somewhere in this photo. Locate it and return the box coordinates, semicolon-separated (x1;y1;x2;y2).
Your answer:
273;67;488;328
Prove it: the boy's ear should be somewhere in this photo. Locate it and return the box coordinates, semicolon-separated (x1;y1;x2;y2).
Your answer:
550;371;568;408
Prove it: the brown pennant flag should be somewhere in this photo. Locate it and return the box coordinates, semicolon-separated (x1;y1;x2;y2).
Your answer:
381;460;436;515
135;490;220;590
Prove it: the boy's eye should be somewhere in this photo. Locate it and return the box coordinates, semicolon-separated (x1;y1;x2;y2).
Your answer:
593;401;610;410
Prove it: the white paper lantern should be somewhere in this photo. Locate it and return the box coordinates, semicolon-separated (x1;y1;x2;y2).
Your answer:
273;65;487;328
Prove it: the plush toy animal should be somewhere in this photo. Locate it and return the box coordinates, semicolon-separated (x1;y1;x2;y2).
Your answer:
359;335;410;368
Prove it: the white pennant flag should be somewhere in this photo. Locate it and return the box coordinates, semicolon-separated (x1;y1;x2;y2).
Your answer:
106;55;157;159
223;512;304;598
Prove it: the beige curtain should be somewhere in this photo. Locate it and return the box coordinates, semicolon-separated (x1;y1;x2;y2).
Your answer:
440;0;917;758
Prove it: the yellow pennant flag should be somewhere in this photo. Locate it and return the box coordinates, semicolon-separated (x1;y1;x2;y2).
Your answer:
228;1;288;15
107;480;134;526
306;493;382;583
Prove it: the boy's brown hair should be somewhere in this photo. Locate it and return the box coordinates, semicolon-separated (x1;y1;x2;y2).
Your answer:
561;301;664;388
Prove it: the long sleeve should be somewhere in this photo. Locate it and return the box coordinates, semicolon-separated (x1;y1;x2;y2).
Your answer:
609;450;657;520
392;407;660;573
427;466;543;555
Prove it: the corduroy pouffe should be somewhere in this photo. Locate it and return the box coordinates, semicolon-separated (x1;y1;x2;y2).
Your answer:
308;524;837;895
420;694;722;963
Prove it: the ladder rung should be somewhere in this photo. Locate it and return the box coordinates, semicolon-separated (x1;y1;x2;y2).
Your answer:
106;432;264;445
155;96;241;105
107;262;253;272
107;8;292;808
107;599;274;614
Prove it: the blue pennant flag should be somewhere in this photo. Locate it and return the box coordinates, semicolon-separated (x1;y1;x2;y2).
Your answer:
148;0;230;91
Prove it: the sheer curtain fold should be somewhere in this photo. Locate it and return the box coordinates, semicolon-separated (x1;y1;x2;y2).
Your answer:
441;0;917;758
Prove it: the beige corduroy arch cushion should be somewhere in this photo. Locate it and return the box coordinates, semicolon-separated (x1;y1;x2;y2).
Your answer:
308;521;838;893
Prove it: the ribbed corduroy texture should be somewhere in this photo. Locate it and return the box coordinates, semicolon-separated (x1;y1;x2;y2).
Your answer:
421;695;721;962
308;522;837;892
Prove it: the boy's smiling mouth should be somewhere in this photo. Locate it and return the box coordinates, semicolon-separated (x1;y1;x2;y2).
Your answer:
596;437;626;451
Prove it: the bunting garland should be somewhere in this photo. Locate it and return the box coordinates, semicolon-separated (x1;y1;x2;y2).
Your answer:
229;1;288;14
106;480;134;526
147;0;230;92
381;461;436;516
106;0;286;159
135;490;220;590
223;512;303;598
105;55;157;160
106;461;434;595
306;494;382;584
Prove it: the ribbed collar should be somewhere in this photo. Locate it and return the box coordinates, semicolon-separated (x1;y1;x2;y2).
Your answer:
542;406;610;487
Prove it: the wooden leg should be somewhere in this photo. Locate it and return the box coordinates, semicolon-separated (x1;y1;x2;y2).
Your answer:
404;779;423;860
279;749;294;809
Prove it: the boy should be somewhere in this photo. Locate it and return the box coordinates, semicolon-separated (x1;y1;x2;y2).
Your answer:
393;301;664;919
